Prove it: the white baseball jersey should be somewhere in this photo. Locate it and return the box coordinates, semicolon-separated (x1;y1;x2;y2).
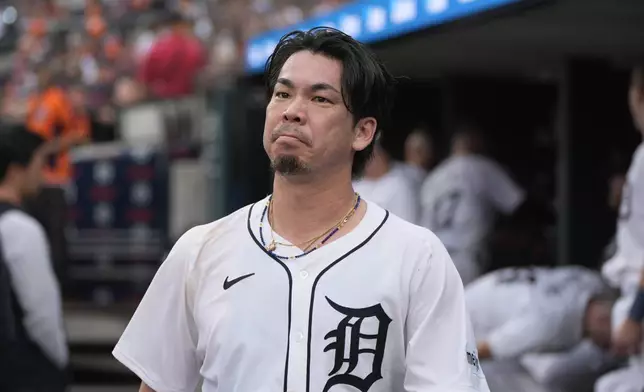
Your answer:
396;162;428;191
602;142;644;293
465;266;608;359
353;165;420;224
419;155;525;252
113;197;489;392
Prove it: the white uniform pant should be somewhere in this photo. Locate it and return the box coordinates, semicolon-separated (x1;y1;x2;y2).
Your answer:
595;293;644;392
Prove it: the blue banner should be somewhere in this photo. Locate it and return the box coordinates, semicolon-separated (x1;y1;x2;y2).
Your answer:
245;0;524;73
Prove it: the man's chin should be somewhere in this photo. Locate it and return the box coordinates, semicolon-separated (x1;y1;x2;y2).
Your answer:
271;155;310;176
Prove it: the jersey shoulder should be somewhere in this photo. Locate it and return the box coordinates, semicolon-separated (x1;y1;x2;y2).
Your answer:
0;209;46;239
629;142;644;176
381;211;449;261
169;203;255;268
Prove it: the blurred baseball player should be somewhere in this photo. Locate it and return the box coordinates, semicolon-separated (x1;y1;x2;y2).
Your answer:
419;125;525;284
467;265;614;360
399;127;435;188
466;266;618;391
353;141;420;223
113;28;489;392
595;67;644;392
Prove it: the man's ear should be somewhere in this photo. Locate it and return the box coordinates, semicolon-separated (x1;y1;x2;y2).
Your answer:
352;117;378;152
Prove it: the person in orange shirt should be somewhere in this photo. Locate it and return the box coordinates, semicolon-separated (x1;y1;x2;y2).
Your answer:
25;65;89;286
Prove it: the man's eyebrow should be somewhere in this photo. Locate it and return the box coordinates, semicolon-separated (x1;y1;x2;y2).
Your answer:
276;78;340;94
310;83;340;94
276;78;294;88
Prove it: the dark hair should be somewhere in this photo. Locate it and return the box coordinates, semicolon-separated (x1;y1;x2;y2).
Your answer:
264;27;397;178
0;127;46;182
451;122;486;154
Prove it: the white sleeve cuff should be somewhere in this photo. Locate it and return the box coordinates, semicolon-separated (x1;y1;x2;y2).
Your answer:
112;346;193;392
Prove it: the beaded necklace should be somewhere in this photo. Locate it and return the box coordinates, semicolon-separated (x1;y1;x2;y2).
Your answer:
259;194;361;260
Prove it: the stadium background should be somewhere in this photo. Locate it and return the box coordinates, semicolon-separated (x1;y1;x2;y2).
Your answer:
0;0;642;390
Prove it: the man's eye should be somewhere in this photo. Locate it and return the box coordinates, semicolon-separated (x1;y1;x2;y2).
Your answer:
274;92;289;99
313;96;331;103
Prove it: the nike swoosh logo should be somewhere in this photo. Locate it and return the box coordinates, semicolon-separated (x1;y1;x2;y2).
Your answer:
223;273;255;290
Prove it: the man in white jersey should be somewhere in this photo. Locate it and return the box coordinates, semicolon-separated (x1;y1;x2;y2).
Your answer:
466;266;617;392
419;126;525;285
113;28;489;392
353;140;419;223
595;67;644;392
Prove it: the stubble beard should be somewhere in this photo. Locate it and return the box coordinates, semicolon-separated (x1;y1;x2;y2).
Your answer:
271;155;311;176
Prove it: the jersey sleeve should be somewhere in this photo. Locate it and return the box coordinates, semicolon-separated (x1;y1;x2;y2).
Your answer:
486;312;554;359
481;160;525;214
112;226;204;392
404;233;490;392
0;212;68;368
388;177;420;224
418;177;437;230
623;144;644;248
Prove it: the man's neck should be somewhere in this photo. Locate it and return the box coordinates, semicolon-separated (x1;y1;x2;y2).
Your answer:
270;167;357;244
452;149;470;157
0;186;21;205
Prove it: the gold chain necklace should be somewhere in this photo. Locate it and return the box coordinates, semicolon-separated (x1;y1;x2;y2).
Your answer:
266;193;360;252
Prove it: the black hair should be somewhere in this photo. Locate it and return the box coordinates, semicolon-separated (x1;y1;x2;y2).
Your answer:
451;121;486;154
0;126;46;183
264;27;397;178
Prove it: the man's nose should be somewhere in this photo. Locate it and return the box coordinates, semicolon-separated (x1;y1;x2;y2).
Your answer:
282;99;307;124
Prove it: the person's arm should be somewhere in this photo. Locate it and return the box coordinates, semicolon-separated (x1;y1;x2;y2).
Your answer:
481;160;525;215
113;225;206;392
478;312;554;360
476;342;492;360
0;212;68;368
140;383;155;392
43;90;86;154
404;232;489;391
613;269;644;356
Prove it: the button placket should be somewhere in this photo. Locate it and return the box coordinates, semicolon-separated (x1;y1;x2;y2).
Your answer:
288;263;315;391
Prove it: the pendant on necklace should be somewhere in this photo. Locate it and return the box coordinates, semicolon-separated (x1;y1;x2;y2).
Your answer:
267;241;277;252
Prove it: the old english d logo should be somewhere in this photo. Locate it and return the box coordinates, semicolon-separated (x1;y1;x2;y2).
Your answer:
323;297;392;392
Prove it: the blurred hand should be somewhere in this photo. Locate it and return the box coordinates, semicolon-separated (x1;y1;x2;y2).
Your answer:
612;318;642;357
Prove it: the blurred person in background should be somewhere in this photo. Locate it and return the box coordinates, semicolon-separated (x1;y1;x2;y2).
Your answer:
400;126;435;188
353;139;420;223
419;125;525;285
595;66;644;392
467;266;619;392
0;128;68;392
25;63;89;286
138;11;206;99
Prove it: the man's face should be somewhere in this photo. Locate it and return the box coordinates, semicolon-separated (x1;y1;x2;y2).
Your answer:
405;133;433;168
263;50;376;177
629;68;644;135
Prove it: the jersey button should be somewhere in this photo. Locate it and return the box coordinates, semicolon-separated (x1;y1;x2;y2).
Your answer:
300;270;309;279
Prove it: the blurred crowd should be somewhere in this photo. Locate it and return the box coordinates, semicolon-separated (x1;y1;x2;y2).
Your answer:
0;0;350;140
